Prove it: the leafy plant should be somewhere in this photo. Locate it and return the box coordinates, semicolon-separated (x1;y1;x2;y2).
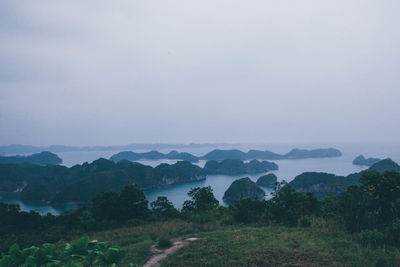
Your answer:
0;236;127;267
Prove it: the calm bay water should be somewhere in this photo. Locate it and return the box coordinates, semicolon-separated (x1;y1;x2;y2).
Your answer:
1;142;399;215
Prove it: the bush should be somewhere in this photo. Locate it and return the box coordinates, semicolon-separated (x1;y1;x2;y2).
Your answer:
232;198;266;224
299;216;312;227
359;229;385;248
267;182;320;226
151;196;180;219
182;186;219;213
157;237;172;249
0;236;127;266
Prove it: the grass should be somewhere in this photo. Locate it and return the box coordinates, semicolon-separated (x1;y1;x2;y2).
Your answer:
80;219;400;266
162;226;400;266
86;219;222;266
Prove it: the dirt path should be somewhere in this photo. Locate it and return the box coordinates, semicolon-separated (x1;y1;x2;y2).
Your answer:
144;237;199;267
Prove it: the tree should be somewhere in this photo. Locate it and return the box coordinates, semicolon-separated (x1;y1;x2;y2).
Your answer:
336;170;400;232
91;191;120;221
232;198;266;223
268;181;319;226
118;184;149;222
182;186;219;213
151;196;179;218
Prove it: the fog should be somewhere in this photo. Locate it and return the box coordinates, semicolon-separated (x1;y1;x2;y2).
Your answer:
1;0;399;146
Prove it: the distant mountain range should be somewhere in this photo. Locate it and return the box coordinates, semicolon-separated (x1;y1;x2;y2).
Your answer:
110;150;199;163
110;148;342;162
0;143;236;155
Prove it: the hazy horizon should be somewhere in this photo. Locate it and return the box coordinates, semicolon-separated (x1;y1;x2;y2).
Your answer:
1;1;399;146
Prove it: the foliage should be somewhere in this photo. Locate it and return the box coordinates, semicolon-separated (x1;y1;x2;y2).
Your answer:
334;170;400;233
157;237;173;249
151;196;179;219
182;186;219;213
359;229;385;248
0;236;126;267
231;198;266;223
118;185;149;222
267;182;320;226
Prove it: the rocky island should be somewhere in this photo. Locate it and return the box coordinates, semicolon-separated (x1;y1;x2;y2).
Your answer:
289;158;400;199
0;151;62;166
352;155;381;166
0;159;205;204
108;147;342;163
223;177;265;204
203;159;278;175
201;148;342;160
110;150;198;162
256;173;277;187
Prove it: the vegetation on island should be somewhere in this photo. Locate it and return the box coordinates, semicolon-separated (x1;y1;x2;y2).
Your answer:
110;150;199;163
0;159;205;204
203;159;278;175
201;147;342;160
223;177;265;204
289;158;400;198
0;152;62;166
256;173;277;187
109;147;343;163
353;155;382;166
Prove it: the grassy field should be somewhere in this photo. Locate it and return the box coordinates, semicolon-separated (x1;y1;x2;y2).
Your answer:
88;219;221;266
85;219;400;266
163;226;400;266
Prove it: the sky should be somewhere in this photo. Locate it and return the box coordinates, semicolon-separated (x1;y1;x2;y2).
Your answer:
0;0;400;146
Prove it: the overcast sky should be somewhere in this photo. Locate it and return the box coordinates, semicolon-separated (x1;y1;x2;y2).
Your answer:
0;0;399;146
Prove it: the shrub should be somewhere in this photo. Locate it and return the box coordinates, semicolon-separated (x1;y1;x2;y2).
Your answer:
157;237;172;249
299;216;312;227
182;186;219;213
359;229;385;248
0;236;127;266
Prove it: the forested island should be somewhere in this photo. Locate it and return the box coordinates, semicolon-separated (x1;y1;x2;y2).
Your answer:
110;150;199;162
200;147;342;160
223;177;265;204
289;158;400;198
109;147;342;162
0;156;281;204
203;159;278;174
256;173;278;186
0;159;205;204
352;155;381;166
0;151;62;166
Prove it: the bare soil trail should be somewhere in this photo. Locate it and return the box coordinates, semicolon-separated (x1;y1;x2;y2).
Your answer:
144;237;199;267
